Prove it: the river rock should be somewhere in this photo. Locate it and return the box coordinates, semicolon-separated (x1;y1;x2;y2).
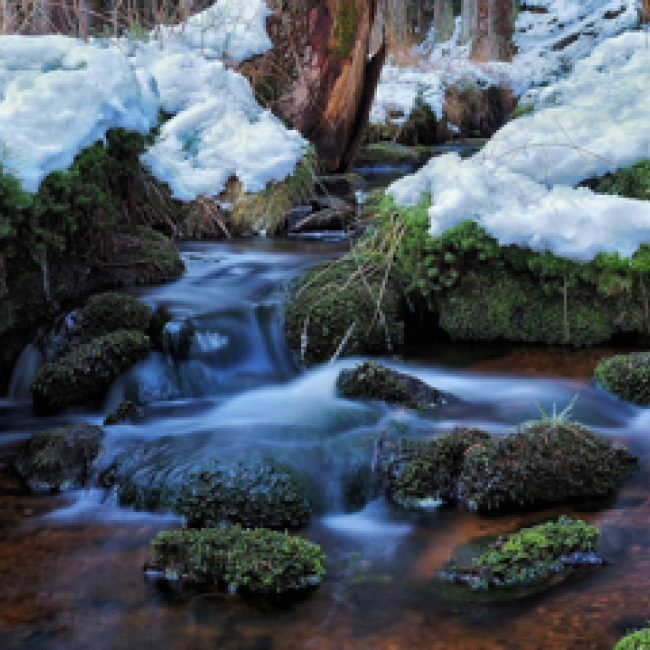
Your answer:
457;420;640;513
31;330;151;413
336;360;455;410
592;351;650;406
13;423;104;491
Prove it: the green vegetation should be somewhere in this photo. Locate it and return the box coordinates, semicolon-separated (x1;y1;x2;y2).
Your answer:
176;458;313;530
284;256;404;366
31;330;150;412
79;292;152;342
151;525;326;593
576;157;650;201
329;0;361;59
458;419;639;512
440;516;600;590
593;352;650;406
614;624;650;649
381;427;492;507
336;360;449;410
13;423;104;491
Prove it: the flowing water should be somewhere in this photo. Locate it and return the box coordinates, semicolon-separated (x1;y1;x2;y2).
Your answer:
2;150;650;649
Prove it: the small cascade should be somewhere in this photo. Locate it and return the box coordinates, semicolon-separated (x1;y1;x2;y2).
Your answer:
7;343;43;400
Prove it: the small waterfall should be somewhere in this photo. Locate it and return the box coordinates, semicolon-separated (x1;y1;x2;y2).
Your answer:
7;343;43;400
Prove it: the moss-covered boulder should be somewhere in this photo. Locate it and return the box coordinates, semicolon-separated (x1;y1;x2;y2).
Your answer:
438;515;602;591
381;427;493;508
31;330;151;412
176;458;312;529
457;421;639;513
352;142;428;169
150;525;325;594
99;449;313;528
614;624;650;649
78;292;151;342
104;399;142;425
13;423;104;491
592;352;650;406
336;360;454;410
436;265;618;346
284;258;404;366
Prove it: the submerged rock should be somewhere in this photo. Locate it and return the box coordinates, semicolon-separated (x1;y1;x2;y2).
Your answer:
438;515;602;593
336;360;455;410
13;423;104;491
31;330;151;413
150;525;325;594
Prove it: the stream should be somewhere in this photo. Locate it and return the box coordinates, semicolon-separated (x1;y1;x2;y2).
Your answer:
1;144;650;649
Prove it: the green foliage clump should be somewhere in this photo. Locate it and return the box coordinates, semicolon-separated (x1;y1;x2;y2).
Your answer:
13;423;104;491
284;257;403;366
104;399;142;425
592;352;650;406
31;330;150;412
510;100;535;119
614;624;650;650
382;427;492;507
176;458;312;530
440;516;600;590
458;420;639;512
79;292;152;342
336;360;450;410
151;525;325;593
576;158;650;201
398;84;439;146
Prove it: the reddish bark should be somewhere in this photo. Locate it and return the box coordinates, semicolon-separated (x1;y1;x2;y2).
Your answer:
269;0;386;173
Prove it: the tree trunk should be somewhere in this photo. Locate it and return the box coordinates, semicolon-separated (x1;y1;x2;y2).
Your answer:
270;0;387;173
432;0;454;45
642;0;650;25
469;0;514;62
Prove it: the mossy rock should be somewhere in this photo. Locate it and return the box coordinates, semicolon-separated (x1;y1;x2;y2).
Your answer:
284;258;404;366
336;360;454;410
592;352;650;406
151;525;325;594
104;399;142;425
438;515;602;592
436;265;618;346
78;292;151;342
614;625;650;649
31;330;151;413
457;421;639;513
176;458;313;530
13;423;104;491
99;448;313;529
381;427;493;508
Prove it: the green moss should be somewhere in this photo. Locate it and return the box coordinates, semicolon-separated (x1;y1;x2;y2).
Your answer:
329;0;361;59
176;457;312;529
382;427;493;507
13;423;104;491
458;420;639;512
440;516;600;590
614;625;650;649
284;257;403;366
576;157;650;201
336;360;450;410
31;330;151;412
104;399;142;425
151;525;326;593
79;292;151;342
592;352;650;406
511;100;535;119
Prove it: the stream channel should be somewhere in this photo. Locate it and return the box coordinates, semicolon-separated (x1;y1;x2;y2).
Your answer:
1;142;650;649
